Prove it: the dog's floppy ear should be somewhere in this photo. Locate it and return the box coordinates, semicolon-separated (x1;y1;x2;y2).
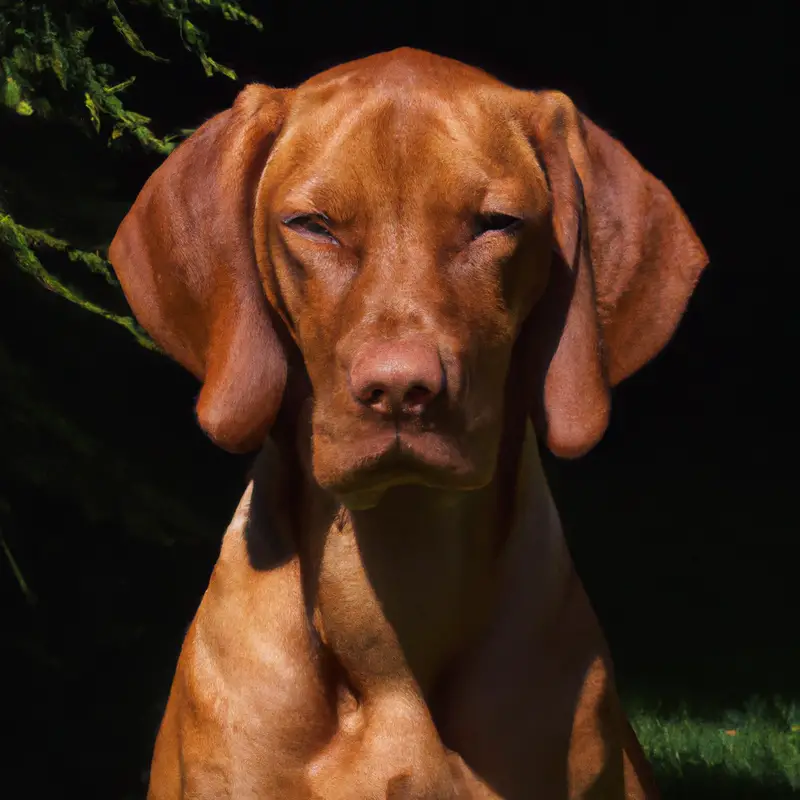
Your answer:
520;91;709;458
109;85;292;453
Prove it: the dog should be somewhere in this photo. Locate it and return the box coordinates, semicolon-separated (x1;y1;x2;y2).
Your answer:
110;47;708;799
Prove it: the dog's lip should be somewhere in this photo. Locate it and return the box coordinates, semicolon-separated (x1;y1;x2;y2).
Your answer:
322;429;476;499
341;433;422;478
358;430;459;470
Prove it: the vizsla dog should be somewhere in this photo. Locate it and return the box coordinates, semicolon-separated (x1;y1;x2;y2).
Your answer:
110;48;708;799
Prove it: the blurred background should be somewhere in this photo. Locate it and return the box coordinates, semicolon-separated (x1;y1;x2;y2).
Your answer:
1;1;795;797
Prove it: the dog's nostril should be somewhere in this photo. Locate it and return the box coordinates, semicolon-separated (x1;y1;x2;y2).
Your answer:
357;384;393;414
403;384;434;408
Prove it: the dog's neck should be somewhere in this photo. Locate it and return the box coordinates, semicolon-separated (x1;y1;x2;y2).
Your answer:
244;399;556;709
309;481;502;699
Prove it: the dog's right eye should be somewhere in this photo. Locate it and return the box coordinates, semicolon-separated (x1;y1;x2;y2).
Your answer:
472;212;524;240
282;214;339;245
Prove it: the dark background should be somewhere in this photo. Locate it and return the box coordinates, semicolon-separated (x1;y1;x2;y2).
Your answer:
1;2;794;797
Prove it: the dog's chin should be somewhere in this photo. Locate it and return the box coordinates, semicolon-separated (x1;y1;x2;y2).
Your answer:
313;430;495;511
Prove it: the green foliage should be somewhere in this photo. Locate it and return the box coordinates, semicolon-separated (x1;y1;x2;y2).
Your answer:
0;1;261;145
0;0;262;346
134;0;263;79
0;211;158;349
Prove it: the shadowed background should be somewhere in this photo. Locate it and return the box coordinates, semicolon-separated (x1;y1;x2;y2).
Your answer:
1;2;795;797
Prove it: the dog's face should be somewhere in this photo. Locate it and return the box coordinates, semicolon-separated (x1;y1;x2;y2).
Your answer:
255;75;552;506
109;48;708;507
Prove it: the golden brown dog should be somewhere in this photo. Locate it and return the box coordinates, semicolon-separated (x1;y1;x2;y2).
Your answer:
110;47;708;799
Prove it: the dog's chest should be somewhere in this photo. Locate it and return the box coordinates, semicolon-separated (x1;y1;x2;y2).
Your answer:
304;689;473;799
189;539;492;798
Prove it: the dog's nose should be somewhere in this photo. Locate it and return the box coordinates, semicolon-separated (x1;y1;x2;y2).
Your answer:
349;341;444;418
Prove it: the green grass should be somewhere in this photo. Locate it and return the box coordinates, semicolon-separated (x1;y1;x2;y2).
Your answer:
630;696;800;798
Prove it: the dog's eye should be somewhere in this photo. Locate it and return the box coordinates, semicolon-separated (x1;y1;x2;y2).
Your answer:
283;214;339;244
473;213;523;239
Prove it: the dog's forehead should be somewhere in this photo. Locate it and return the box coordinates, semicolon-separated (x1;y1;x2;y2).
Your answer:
269;49;527;198
281;48;513;148
299;47;503;95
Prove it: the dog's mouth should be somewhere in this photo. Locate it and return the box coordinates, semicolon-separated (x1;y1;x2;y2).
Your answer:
313;425;493;510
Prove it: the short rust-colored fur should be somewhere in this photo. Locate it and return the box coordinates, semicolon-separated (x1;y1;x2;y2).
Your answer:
110;48;708;799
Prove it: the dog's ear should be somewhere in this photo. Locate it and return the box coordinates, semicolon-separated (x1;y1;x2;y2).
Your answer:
109;85;293;453
519;91;709;458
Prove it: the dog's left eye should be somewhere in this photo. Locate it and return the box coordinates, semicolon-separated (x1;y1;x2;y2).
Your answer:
283;214;339;245
473;213;523;239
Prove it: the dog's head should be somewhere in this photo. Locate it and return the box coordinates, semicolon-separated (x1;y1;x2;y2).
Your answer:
110;48;708;509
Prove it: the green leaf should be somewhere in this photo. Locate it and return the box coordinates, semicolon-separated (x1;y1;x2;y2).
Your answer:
103;76;136;95
108;0;169;62
182;18;202;46
200;53;236;80
50;39;68;89
3;72;22;108
84;92;101;131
